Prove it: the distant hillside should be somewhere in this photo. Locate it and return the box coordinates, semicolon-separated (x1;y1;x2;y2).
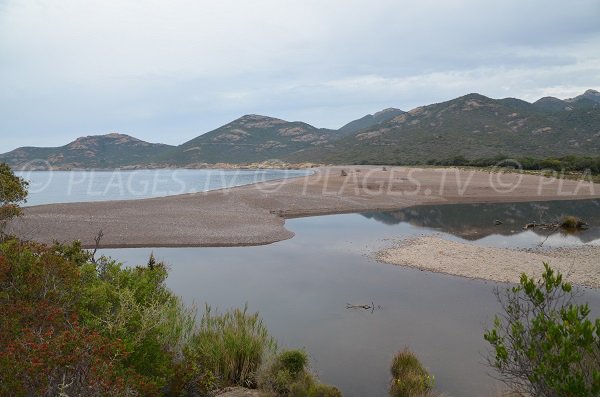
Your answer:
337;108;406;135
2;90;600;168
567;89;600;104
156;114;339;164
0;133;173;169
288;92;600;164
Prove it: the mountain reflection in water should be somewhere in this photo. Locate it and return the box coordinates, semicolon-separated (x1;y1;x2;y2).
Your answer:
362;199;600;244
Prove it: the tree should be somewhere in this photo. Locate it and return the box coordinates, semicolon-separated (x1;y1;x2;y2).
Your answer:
484;263;600;397
0;163;28;233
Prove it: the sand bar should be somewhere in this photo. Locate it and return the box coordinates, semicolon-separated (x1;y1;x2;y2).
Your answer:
7;166;600;248
376;236;600;288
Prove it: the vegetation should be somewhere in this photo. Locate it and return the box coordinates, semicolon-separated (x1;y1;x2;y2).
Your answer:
389;349;435;397
0;237;342;397
559;215;587;230
0;163;28;233
427;154;600;176
258;349;342;397
484;263;600;397
0;163;341;396
182;304;277;391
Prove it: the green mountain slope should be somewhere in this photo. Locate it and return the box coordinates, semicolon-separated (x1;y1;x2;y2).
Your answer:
567;89;600;104
337;108;406;135
0;133;174;169
156;114;338;164
287;92;600;164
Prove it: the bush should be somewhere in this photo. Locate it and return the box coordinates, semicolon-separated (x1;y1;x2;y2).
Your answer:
0;163;28;235
259;349;341;397
484;263;600;397
0;239;157;396
278;350;308;376
560;215;587;230
184;305;277;390
1;235;343;396
389;349;434;397
77;254;196;386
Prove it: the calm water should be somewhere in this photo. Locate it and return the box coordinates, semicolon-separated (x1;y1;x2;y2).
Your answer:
98;199;600;397
16;169;312;206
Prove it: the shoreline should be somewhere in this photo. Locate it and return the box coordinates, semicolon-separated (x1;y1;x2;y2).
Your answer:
7;165;600;248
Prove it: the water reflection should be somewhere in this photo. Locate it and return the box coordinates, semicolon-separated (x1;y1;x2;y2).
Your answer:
362;199;600;244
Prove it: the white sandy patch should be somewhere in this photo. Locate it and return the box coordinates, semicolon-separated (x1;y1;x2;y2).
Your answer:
376;236;600;288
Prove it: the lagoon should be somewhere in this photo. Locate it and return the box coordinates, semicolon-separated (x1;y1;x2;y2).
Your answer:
101;199;600;397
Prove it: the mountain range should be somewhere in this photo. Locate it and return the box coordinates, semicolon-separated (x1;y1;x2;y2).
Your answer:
2;89;599;169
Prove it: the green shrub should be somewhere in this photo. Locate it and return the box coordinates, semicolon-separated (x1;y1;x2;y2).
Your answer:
0;239;158;396
559;215;586;230
278;349;308;376
0;163;28;235
0;231;344;396
185;304;277;389
484;263;600;397
258;349;341;397
389;349;434;397
77;254;195;386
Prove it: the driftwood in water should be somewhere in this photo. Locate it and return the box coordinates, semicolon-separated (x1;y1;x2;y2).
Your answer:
346;301;381;313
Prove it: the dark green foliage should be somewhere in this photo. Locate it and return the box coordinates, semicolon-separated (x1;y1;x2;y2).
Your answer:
428;154;600;175
278;350;308;376
484;263;600;397
389;349;434;397
0;163;28;232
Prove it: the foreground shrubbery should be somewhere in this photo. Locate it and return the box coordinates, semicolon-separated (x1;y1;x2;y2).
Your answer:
0;163;28;233
0;238;338;396
174;305;277;394
389;349;434;397
0;239;159;396
258;349;342;397
485;263;600;397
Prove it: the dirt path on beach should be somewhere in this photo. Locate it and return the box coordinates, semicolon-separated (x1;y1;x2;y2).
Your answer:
7;166;600;248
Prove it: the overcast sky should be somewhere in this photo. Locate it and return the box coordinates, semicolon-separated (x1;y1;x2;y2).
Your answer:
1;0;599;151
